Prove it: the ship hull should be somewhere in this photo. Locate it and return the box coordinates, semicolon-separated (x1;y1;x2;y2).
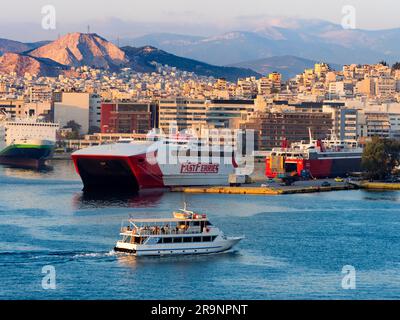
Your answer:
114;238;242;256
72;154;163;192
0;143;54;169
266;157;362;179
71;141;235;192
72;153;233;192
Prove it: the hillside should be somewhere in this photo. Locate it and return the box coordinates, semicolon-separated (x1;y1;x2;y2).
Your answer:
29;32;128;69
0;53;66;77
122;46;261;81
128;18;400;65
230;55;342;79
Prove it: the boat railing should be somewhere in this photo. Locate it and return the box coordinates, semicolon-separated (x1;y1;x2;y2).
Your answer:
121;226;204;236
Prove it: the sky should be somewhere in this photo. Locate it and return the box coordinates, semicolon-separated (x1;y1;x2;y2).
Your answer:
1;0;400;41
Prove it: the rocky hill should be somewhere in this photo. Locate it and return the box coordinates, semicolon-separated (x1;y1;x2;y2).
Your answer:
122;46;260;81
0;53;66;77
29;32;128;69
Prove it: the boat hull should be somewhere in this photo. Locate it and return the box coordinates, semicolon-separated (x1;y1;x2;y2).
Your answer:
0;143;54;169
72;153;234;191
266;157;362;178
114;238;242;256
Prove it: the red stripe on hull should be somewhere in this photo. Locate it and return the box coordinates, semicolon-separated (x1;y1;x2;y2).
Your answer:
126;153;164;188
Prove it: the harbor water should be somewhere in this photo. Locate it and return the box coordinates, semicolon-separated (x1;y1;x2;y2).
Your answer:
0;160;400;299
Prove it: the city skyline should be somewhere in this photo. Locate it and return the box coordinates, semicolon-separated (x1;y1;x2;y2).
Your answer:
2;0;400;41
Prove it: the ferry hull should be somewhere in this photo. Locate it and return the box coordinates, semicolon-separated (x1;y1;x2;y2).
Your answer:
266;157;362;178
71;137;236;191
72;154;164;191
114;238;242;256
72;153;233;191
0;144;54;169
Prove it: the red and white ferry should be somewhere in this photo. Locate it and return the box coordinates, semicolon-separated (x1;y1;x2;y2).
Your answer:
265;132;363;179
71;131;238;191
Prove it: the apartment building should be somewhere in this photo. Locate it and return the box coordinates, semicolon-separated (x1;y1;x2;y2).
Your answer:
158;98;207;131
322;104;358;140
101;101;152;134
205;99;255;128
54;92;101;134
158;98;256;132
242;111;333;150
0;99;24;118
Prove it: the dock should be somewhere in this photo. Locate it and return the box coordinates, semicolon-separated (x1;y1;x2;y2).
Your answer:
359;182;400;190
171;183;355;195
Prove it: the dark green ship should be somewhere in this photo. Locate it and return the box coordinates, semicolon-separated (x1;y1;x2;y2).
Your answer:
0;139;55;168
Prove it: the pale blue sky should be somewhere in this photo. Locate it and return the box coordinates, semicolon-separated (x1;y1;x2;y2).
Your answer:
1;0;399;41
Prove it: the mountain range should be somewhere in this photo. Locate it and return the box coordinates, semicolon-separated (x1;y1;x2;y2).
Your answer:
0;32;260;80
2;17;400;80
125;18;400;66
229;55;342;79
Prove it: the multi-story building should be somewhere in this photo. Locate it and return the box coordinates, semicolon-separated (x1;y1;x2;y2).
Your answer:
375;77;396;98
100;101;152;134
0;99;24;118
322;104;358;140
242;111;333;150
28;85;53;103
205;99;255;129
158;98;256;132
54;92;100;134
158;98;207;131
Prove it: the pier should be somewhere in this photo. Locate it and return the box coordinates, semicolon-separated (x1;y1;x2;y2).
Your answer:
359;182;400;190
171;181;356;195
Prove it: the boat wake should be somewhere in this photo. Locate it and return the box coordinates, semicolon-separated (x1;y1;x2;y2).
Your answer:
72;251;117;259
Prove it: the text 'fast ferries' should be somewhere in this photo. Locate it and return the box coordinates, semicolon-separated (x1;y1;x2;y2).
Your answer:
180;163;219;174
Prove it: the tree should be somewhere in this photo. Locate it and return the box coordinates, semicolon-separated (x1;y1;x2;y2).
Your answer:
64;120;81;133
378;60;388;66
393;62;400;70
362;137;400;180
63;120;82;139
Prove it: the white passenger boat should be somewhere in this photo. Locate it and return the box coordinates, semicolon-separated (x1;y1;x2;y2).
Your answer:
114;207;243;256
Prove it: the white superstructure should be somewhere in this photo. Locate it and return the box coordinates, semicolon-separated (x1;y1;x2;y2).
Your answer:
4;118;59;145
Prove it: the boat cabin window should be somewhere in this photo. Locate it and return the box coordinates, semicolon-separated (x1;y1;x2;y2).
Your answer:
173;237;183;243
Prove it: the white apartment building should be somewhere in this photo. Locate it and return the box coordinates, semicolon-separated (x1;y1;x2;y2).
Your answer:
375;77;396;98
158;98;256;131
158;98;207;131
322;104;358;140
355;103;400;139
54;92;101;134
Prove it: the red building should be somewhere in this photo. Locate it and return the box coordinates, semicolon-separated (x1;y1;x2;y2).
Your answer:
101;102;152;134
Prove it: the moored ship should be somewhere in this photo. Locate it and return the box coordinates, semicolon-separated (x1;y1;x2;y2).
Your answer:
114;206;243;256
0;117;59;168
265;132;363;179
72;131;239;192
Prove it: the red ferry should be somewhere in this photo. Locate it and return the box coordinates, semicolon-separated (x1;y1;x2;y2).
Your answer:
265;133;363;179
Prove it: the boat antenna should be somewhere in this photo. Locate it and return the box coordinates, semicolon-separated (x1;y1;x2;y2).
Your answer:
308;127;313;143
